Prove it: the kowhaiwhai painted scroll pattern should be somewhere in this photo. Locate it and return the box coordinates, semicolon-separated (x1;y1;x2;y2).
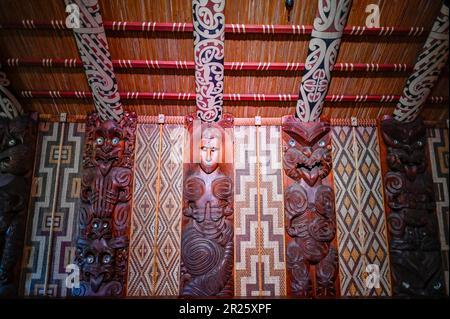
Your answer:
332;126;391;296
192;0;225;122
65;0;123;121
427;127;449;295
127;124;183;296
393;1;449;122
20;122;85;297
296;0;352;122
234;126;286;296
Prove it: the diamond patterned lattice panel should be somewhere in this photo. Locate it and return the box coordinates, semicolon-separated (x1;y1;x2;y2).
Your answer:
126;124;183;296
427;128;449;295
332;126;392;296
20;122;85;297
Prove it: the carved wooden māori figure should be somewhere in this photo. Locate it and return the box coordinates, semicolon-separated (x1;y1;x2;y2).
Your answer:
0;114;36;297
180;114;234;296
381;116;445;296
73;112;136;297
282;115;339;297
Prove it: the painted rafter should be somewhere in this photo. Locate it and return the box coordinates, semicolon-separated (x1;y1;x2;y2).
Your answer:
192;0;225;122
65;0;123;121
0;20;430;37
393;0;449;123
296;0;353;122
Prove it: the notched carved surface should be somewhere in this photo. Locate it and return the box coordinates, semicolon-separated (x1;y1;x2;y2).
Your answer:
0;115;36;297
180;115;234;297
282;115;338;297
73;112;136;297
381;116;445;296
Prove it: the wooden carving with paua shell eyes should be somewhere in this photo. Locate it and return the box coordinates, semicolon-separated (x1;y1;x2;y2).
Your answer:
0;114;37;297
281;115;339;297
73;112;136;297
180;114;234;296
380;116;445;296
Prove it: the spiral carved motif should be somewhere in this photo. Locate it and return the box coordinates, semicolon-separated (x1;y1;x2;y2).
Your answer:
182;228;223;276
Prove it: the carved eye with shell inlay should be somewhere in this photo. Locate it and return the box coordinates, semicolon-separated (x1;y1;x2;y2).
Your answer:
86;255;94;264
111;137;120;145
96;137;104;145
8;139;17;147
102;254;112;264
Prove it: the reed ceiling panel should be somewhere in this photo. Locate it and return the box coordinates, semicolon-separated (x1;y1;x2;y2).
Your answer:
0;0;447;122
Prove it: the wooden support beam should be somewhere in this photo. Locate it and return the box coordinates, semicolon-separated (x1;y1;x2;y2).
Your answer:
393;1;449;123
296;0;353;122
65;0;123;121
192;0;225;122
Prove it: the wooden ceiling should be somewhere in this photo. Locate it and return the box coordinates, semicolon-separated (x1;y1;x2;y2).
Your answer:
0;0;448;121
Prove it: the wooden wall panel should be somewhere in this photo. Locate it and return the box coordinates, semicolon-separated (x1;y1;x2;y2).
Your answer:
332;125;392;296
427;127;449;295
234;125;286;296
20;121;85;297
126;123;183;296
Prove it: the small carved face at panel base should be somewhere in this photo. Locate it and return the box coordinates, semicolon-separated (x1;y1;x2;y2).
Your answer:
76;237;125;293
199;126;223;174
381;117;426;181
93;120;125;176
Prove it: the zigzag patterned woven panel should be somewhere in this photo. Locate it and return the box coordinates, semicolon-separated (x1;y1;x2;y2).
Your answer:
234;126;286;296
427;128;449;295
20;122;85;297
332;126;392;296
126;124;183;296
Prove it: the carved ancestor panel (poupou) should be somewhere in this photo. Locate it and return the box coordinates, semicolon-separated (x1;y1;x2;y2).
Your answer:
380;116;445;296
281;115;339;297
72;112;137;297
180;114;234;296
427;127;449;295
0;114;37;296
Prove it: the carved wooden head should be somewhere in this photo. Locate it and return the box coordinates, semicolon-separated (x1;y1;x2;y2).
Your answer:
282;117;332;186
84;112;137;176
200;125;223;174
93;120;125;176
76;237;126;293
381;117;426;181
0;115;36;176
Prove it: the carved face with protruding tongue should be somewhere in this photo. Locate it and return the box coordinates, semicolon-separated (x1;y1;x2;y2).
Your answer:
282;120;332;187
93;120;125;176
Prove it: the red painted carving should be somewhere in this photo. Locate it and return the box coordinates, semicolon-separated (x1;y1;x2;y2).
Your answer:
0;114;37;297
380;116;445;296
73;112;136;297
180;114;234;296
282;115;339;297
